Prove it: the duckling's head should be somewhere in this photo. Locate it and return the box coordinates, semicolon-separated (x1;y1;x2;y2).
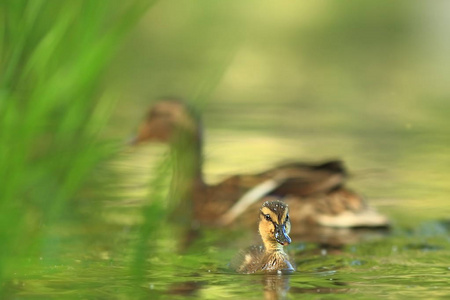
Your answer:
130;98;201;145
259;200;291;247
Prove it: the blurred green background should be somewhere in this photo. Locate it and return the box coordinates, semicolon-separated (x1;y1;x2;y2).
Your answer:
1;0;449;298
109;0;449;221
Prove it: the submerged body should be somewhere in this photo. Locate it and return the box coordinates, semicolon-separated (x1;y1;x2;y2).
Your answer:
230;200;295;274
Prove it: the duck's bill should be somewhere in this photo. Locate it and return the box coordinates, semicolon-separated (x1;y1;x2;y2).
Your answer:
274;224;291;246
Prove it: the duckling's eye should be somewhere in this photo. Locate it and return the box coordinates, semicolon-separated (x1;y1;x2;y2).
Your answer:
285;215;289;222
264;214;272;221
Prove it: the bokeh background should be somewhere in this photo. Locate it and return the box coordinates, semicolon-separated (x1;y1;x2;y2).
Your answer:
1;0;449;298
109;0;449;222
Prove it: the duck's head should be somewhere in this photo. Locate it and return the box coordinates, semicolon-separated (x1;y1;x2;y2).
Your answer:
130;98;201;145
259;200;291;247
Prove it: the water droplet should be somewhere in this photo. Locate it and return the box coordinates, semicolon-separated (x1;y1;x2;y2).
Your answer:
350;260;363;266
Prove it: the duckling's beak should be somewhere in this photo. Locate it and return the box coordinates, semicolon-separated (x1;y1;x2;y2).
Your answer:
274;224;291;246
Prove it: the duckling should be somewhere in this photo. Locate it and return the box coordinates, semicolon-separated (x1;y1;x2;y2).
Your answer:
130;99;389;243
230;200;295;274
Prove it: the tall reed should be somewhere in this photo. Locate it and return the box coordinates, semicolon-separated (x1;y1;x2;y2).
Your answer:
0;0;151;287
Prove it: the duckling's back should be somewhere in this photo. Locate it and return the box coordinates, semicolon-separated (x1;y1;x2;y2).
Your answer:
230;245;265;274
230;245;295;274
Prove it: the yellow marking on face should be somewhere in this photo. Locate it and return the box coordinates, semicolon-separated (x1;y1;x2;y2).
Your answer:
261;207;279;224
280;209;288;224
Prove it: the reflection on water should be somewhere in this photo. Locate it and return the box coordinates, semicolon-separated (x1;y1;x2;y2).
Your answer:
263;274;290;300
165;274;292;300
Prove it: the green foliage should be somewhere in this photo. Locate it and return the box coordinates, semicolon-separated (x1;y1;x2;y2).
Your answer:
1;1;449;298
0;0;151;286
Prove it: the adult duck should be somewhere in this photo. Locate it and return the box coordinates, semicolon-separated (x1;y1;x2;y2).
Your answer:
130;99;389;243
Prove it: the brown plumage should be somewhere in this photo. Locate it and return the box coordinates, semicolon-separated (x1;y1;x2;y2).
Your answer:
230;200;295;274
130;99;389;243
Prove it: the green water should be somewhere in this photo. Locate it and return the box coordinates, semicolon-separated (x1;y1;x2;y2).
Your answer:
4;202;449;299
5;118;449;299
3;1;450;299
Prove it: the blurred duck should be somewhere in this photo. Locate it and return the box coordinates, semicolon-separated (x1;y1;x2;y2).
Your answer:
130;99;389;243
230;200;295;274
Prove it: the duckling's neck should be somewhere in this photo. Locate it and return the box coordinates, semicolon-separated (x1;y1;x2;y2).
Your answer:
262;238;285;253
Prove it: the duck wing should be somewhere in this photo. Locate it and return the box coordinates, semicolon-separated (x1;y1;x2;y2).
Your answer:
219;160;347;225
260;160;347;196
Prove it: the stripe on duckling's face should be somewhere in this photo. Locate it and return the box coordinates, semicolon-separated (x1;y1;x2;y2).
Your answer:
261;207;279;224
261;202;289;225
260;202;291;246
